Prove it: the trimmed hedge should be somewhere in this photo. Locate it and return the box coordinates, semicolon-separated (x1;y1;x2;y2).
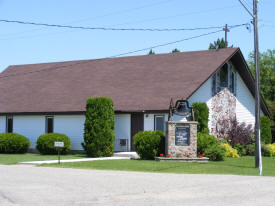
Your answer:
0;133;30;153
82;97;115;157
260;116;272;144
192;102;209;133
36;133;71;155
134;131;165;160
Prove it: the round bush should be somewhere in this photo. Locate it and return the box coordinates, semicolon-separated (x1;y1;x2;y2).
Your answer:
205;144;226;161
134;131;165;160
197;132;218;154
36;133;71;155
0;133;30;154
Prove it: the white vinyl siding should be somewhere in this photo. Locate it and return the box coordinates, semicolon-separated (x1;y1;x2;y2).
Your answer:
236;73;264;126
54;115;85;150
188;77;212;129
13;116;45;148
0;116;6;133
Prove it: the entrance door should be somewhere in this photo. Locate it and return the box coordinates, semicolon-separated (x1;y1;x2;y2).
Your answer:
131;113;144;151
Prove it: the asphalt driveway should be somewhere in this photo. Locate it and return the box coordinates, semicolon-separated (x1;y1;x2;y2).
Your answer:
0;164;274;206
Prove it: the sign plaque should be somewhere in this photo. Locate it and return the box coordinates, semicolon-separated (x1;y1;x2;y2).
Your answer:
175;126;190;146
54;141;64;147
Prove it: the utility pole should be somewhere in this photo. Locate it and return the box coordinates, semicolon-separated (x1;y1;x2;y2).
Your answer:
253;0;262;174
223;24;229;48
238;0;262;175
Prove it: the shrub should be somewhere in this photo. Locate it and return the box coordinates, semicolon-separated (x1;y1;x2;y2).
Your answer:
260;116;272;144
192;102;209;133
204;144;226;161
0;133;30;153
36;133;71;155
233;143;246;156
197;132;218;154
266;143;275;156
82;97;115;157
246;144;255;156
261;145;272;157
266;101;275;143
221;143;239;158
134;131;165;160
217;117;253;146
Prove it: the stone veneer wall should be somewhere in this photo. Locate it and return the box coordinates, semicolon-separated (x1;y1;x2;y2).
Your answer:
210;88;236;136
166;121;197;158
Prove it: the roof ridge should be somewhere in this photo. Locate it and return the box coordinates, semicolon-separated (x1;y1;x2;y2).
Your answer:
5;47;239;68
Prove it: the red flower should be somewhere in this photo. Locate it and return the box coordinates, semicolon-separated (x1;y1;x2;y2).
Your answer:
167;154;171;158
199;155;202;158
160;153;164;157
202;153;205;157
198;152;200;155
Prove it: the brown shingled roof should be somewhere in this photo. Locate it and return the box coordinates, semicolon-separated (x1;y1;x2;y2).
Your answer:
0;48;254;114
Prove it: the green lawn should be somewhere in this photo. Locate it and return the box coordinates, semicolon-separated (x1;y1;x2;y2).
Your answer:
41;156;275;176
0;153;86;165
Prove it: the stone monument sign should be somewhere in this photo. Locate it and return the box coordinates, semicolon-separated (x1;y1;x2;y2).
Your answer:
166;99;198;158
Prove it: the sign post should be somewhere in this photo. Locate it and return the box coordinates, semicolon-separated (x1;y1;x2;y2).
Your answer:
54;141;64;164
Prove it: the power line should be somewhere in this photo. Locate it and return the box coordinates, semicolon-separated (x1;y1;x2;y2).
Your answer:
108;29;223;58
0;19;225;32
0;23;247;79
0;0;175;38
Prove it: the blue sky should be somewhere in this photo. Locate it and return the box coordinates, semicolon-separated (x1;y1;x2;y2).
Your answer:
0;0;274;72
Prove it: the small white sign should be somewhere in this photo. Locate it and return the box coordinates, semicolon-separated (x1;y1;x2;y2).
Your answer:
54;141;64;147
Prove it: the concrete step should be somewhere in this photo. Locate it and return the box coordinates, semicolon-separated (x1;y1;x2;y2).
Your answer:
114;152;139;159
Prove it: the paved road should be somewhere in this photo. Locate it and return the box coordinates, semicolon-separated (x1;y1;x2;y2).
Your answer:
0;165;275;206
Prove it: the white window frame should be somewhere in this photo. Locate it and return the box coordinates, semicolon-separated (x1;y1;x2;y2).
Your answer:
154;115;165;132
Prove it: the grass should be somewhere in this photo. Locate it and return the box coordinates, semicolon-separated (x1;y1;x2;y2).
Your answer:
0;153;86;165
41;156;275;176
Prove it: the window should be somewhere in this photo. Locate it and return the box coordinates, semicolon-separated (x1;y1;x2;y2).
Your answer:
6;116;13;133
230;71;235;94
155;115;165;132
45;116;54;133
212;62;236;95
219;64;228;88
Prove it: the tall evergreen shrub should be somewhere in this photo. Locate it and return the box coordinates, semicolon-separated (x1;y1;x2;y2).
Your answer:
192;102;209;133
260;116;272;144
82;97;115;157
